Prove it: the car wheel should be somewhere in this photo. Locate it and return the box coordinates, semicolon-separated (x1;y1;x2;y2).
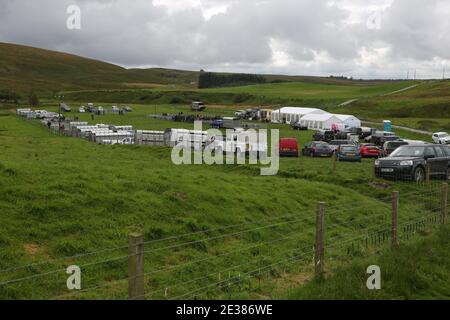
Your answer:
413;167;425;182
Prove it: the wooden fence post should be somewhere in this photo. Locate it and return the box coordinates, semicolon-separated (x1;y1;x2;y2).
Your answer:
332;154;337;174
391;191;399;247
314;202;326;276
425;164;430;185
441;183;448;225
128;233;145;300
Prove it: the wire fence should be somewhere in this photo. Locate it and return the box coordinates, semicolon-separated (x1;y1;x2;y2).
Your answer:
0;183;448;300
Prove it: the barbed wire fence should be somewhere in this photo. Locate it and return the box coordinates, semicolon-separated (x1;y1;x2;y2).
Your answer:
0;183;447;300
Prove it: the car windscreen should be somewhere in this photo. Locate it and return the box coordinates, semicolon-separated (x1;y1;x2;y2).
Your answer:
342;146;357;152
387;142;407;149
314;143;330;150
330;141;349;145
390;146;425;157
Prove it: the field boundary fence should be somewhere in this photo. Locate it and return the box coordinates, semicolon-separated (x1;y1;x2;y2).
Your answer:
0;183;448;300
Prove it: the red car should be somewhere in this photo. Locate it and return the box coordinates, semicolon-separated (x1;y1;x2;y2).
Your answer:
359;143;381;158
279;138;299;157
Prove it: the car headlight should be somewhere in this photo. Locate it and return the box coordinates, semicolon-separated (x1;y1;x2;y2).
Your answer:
399;160;413;166
374;160;380;166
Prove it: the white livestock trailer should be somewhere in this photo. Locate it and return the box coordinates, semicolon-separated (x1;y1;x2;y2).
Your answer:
135;130;165;146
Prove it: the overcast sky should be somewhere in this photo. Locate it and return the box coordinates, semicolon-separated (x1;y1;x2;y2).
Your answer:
1;0;449;79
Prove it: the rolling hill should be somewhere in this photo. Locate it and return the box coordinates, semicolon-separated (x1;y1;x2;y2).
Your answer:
0;42;405;98
0;42;199;95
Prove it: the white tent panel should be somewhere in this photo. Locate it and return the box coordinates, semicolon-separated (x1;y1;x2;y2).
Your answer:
299;114;344;130
271;107;328;123
334;114;362;128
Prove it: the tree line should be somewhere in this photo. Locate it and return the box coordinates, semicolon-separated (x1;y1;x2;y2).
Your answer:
198;72;266;88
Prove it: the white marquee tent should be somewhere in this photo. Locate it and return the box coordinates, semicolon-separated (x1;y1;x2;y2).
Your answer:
271;107;328;124
334;114;362;128
299;113;344;130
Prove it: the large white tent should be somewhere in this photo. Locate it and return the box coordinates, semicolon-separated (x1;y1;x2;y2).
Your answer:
299;113;344;130
271;107;328;124
334;114;361;128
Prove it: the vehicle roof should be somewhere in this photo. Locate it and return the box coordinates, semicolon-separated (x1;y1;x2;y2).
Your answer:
399;144;443;148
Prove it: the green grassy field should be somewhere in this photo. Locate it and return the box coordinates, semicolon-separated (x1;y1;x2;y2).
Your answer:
59;80;417;109
0;103;446;300
1;42;449;300
330;80;450;132
283;225;450;300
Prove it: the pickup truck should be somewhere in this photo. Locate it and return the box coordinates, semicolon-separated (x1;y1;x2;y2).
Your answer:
375;144;450;182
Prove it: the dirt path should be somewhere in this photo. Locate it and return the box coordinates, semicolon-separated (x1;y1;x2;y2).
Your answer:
338;84;419;107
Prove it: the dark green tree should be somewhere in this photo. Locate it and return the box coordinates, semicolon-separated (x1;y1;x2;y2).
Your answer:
28;92;40;107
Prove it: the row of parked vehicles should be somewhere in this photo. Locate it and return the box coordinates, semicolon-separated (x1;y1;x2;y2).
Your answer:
280;126;450;182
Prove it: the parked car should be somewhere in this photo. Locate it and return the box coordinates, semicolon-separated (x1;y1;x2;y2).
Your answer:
334;131;350;140
60;103;71;112
234;110;246;119
124;106;133;112
313;130;335;142
279;138;299;157
382;140;408;157
335;145;362;162
79;106;86;113
368;131;399;146
210;119;224;129
302;141;334;157
375;145;450;182
191;101;206;111
360;143;381;158
432;132;450;144
292;122;308;131
350;127;374;139
328;140;357;152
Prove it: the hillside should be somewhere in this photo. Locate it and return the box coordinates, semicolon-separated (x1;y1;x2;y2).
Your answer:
329;80;450;132
0;42;404;98
283;225;450;300
58;80;418;109
0;43;199;95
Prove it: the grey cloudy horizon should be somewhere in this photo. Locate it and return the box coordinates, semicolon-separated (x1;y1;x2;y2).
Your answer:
0;0;449;79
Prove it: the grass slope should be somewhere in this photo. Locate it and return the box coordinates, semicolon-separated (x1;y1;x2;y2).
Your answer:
0;42;198;95
59;80;416;109
0;42;408;99
283;225;450;300
330;80;450;132
0;106;442;299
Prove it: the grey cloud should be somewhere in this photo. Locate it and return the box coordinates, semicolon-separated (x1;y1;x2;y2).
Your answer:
0;0;448;78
